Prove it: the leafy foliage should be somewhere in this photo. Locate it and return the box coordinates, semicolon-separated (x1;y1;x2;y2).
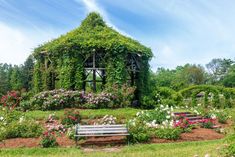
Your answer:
0;91;20;111
61;109;81;127
40;131;58;148
155;128;181;140
32;12;152;103
28;88;135;110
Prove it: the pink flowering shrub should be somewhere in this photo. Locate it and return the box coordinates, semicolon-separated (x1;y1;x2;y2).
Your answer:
40;131;58;148
61;109;81;127
0;91;20;111
31;89;83;110
45;114;66;134
200;118;215;129
30;86;135;110
41;114;66;147
82;92;116;108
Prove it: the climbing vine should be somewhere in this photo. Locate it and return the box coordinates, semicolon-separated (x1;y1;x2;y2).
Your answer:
32;12;152;104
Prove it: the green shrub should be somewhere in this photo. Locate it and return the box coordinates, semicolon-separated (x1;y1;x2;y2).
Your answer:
19;100;31;111
136;105;174;124
140;96;156;109
2;120;42;139
216;112;229;124
0;91;20;111
66;127;76;140
201;119;214;129
40;131;58;148
127;105;176;144
128;121;152;143
2;110;22;124
155;128;182;140
61;109;81;127
31;89;83;110
30;88;134;110
104;84;136;108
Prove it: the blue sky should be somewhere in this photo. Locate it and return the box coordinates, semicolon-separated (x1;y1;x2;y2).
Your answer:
0;0;235;70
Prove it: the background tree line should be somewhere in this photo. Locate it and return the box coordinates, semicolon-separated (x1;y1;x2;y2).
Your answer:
151;58;235;91
0;56;234;96
0;55;34;96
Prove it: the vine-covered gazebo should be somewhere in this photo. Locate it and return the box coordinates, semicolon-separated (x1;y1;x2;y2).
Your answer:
33;12;152;98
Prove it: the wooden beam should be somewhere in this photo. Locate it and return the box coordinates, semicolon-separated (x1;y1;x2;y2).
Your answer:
93;53;96;92
85;68;105;70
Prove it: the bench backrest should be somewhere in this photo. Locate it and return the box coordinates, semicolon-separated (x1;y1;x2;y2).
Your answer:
75;124;129;136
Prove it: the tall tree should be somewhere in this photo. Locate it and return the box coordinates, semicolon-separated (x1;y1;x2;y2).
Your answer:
10;65;23;91
22;55;34;90
223;64;235;87
206;58;234;84
0;64;9;96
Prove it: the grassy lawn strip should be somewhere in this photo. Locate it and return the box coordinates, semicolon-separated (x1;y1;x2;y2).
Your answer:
24;108;141;120
0;140;223;157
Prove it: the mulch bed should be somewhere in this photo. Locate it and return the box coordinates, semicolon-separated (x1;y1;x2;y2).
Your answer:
0;127;224;148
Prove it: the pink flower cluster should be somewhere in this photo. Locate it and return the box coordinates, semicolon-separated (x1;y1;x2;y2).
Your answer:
82;92;115;105
174;118;195;128
0;91;20;111
45;114;66;134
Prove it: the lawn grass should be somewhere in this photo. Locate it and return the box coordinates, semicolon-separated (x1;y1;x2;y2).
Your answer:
0;140;224;157
24;108;141;120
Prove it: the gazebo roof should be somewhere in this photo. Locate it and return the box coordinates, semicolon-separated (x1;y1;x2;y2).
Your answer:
34;12;152;58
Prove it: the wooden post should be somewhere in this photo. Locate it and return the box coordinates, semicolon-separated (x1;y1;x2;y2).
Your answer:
101;70;106;90
131;71;134;86
93;53;96;92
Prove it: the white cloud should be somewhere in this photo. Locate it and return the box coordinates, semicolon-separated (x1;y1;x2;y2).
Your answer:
79;0;132;37
0;22;59;65
0;23;32;64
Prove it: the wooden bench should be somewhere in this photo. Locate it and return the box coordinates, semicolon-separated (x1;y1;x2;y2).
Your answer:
75;124;129;144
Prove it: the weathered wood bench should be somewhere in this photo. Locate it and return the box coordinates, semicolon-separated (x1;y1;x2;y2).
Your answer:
75;124;129;144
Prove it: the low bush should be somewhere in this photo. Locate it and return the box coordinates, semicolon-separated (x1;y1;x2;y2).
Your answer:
19;100;31;111
127;105;185;143
0;119;42;139
174;117;194;132
61;109;81;127
66;127;76;140
29;87;135;110
31;89;83;110
200;119;215;129
0;109;43;141
40;131;58;148
216;112;229;124
128;121;152;143
140;87;183;109
0;91;20;111
155;128;182;140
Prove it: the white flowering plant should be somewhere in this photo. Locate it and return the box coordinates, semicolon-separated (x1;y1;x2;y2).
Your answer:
127;105;182;143
94;115;117;125
133;105;175;129
189;104;229;124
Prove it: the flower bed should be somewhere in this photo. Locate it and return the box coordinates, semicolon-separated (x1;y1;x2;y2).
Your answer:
26;86;135;110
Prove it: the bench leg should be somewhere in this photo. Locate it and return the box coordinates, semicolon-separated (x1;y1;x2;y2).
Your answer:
127;136;130;145
75;136;79;146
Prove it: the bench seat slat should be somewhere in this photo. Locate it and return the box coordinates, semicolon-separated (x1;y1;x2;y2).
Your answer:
77;130;128;134
79;125;126;128
75;133;129;137
77;128;127;131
